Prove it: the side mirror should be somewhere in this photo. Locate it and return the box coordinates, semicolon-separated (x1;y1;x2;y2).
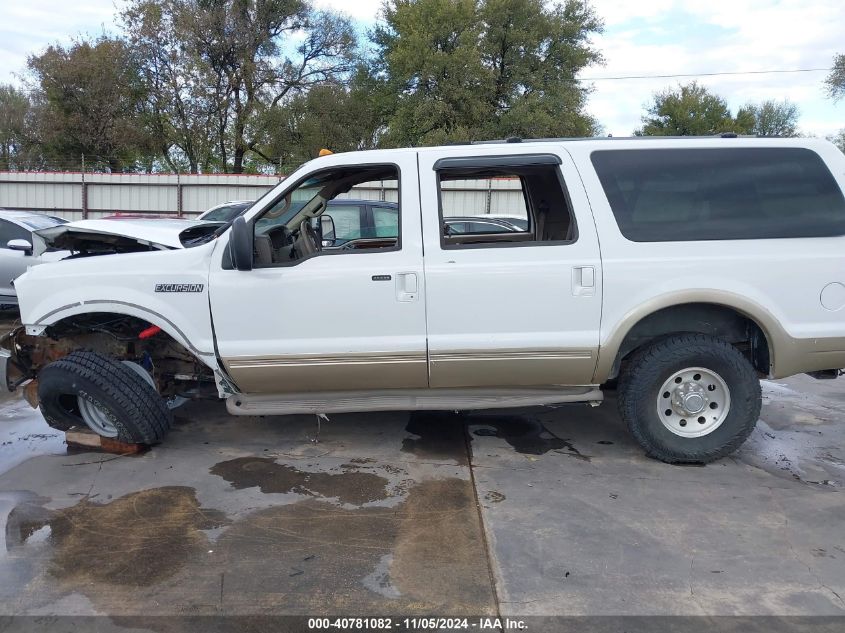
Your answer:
7;239;33;256
229;217;253;271
319;214;336;247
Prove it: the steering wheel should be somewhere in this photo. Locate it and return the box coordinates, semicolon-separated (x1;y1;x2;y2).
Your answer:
297;219;321;256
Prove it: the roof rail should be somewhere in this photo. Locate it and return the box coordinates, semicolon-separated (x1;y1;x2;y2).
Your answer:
470;134;762;144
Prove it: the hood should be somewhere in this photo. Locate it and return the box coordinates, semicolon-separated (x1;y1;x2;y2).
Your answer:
34;218;223;255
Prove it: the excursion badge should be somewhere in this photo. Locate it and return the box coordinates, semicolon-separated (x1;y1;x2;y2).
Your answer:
155;283;205;293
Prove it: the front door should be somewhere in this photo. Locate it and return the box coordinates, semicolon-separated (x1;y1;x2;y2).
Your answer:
208;151;428;394
417;146;603;388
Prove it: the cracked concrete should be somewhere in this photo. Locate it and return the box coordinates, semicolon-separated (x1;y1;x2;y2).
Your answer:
0;373;843;622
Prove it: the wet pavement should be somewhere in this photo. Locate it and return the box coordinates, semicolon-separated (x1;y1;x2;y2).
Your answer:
0;370;843;625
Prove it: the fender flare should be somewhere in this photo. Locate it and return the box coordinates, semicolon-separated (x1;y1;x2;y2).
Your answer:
593;290;785;382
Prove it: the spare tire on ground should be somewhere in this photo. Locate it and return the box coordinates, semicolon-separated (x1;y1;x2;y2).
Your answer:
37;350;172;444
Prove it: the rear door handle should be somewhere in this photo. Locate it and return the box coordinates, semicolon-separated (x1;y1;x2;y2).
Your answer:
396;272;418;302
572;266;595;296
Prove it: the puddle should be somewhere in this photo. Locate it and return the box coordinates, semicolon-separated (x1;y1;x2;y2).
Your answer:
402;412;468;464
0;397;66;475
7;487;228;588
180;477;492;613
210;456;391;505
738;419;844;488
470;415;590;459
2;478;495;615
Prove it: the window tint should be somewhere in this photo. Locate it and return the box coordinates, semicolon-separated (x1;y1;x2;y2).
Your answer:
591;148;845;241
436;164;574;247
371;205;399;238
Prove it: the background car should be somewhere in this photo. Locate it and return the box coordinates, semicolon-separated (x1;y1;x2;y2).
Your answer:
0;210;70;307
205;198;401;247
197;200;255;222
442;216;526;235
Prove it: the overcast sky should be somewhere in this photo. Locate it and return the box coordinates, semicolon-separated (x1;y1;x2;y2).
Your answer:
1;0;842;137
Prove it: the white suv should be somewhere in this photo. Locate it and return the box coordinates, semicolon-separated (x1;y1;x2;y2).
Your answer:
3;136;845;464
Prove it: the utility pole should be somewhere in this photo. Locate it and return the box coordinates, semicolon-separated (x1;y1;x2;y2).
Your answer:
81;154;88;220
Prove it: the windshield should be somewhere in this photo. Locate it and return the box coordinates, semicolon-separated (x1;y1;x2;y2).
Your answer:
19;215;68;230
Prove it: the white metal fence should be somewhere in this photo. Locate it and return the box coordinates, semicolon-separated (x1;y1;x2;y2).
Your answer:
0;171;528;220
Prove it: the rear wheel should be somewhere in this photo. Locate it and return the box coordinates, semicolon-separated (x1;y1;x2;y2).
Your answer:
37;351;172;444
617;334;761;464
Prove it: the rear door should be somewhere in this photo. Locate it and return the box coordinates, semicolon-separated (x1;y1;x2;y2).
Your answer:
417;146;603;388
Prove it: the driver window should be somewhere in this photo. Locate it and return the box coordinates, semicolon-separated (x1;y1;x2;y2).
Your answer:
251;165;400;268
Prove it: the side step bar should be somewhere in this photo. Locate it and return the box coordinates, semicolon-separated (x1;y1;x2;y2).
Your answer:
226;386;603;416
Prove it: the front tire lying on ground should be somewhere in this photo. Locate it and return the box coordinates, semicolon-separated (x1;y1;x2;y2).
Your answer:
617;334;761;464
37;351;172;444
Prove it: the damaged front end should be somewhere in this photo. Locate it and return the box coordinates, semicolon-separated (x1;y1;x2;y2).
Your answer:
33;219;223;257
0;314;218;409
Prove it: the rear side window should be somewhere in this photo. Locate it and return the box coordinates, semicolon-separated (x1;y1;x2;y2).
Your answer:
591;148;845;241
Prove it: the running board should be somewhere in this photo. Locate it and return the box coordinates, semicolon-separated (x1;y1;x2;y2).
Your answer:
226;387;602;416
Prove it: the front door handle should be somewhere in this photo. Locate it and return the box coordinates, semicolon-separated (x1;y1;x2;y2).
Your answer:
396;272;418;302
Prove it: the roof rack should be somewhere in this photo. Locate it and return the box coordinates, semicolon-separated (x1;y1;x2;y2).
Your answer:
470;133;760;144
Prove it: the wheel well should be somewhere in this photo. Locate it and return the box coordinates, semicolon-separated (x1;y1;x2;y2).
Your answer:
11;312;214;397
609;303;771;380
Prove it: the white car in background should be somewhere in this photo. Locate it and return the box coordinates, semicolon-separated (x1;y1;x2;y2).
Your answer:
0;210;69;308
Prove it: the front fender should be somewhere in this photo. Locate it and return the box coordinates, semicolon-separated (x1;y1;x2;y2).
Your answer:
15;245;218;369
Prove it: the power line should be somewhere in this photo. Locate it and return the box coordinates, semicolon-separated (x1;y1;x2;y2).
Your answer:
579;67;833;81
5;67;836;94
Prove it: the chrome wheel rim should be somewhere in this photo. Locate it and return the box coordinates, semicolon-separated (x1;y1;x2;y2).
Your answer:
77;361;155;438
656;367;731;438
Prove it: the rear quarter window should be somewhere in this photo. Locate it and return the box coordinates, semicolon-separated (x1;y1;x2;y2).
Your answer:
591;148;845;241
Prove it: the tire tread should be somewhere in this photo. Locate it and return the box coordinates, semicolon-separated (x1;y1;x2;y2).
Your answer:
617;333;761;464
38;351;172;443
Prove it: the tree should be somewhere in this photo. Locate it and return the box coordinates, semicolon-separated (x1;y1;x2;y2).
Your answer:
636;82;749;136
123;0;357;173
261;74;387;172
737;100;799;137
370;0;603;146
830;129;845;154
27;37;154;172
824;53;845;101
0;85;36;170
122;0;222;173
478;0;603;139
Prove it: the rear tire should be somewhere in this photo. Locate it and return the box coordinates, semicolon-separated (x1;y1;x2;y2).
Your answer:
617;334;761;464
37;351;172;444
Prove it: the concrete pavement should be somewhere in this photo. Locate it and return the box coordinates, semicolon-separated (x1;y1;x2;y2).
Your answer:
0;373;843;627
